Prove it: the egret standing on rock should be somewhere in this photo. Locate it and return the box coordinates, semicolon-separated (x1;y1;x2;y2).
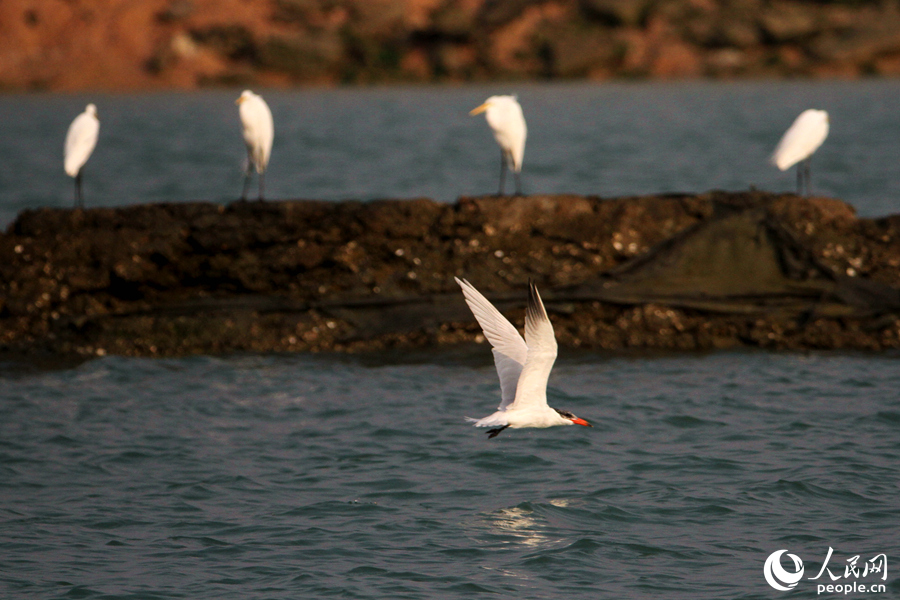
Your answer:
236;90;274;201
771;109;829;196
64;103;100;208
470;95;527;196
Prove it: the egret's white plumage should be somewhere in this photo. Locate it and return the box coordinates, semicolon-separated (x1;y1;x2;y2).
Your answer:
470;95;527;196
455;277;592;438
771;108;829;196
236;90;274;200
64;103;99;207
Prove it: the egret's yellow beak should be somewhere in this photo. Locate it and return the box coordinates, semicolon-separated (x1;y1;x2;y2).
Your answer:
469;103;489;116
235;96;246;105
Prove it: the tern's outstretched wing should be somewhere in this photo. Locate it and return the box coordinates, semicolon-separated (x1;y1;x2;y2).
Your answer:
455;277;528;410
506;281;557;412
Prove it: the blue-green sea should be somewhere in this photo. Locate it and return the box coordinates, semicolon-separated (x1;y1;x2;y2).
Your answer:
1;82;899;599
1;80;900;225
1;351;898;599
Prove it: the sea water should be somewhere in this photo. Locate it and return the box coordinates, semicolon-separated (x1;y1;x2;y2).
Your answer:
1;82;899;599
1;350;899;599
1;80;900;226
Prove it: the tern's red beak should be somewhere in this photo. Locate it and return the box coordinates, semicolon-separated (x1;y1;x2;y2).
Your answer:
570;417;592;427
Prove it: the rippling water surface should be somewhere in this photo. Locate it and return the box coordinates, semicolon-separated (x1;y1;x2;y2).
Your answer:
2;81;900;598
2;80;900;227
2;350;899;599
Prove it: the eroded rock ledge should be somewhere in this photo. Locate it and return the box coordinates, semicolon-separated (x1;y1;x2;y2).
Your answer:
2;191;900;358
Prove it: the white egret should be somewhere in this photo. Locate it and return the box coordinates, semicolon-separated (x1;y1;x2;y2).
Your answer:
236;90;274;200
455;278;592;439
771;109;829;196
64;103;100;208
470;95;527;196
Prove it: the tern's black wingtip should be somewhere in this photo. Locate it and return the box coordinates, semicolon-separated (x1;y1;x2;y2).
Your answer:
527;279;544;314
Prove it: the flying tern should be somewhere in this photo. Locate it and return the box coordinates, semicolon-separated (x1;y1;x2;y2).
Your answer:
455;277;592;438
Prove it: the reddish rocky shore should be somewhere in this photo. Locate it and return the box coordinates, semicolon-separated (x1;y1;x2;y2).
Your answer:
2;191;900;358
6;0;900;91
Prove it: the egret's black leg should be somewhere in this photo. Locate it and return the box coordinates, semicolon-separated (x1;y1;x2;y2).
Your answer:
241;170;252;201
514;171;522;196
258;170;265;201
804;159;812;196
75;172;83;208
486;425;509;439
796;164;803;196
498;151;506;196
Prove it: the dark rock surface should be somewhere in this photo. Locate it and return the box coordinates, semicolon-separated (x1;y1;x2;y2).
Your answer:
2;191;900;358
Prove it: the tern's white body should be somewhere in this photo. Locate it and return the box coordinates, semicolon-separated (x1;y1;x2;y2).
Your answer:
455;278;591;437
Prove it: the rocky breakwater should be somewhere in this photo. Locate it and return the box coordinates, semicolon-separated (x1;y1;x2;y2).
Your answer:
1;191;900;359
